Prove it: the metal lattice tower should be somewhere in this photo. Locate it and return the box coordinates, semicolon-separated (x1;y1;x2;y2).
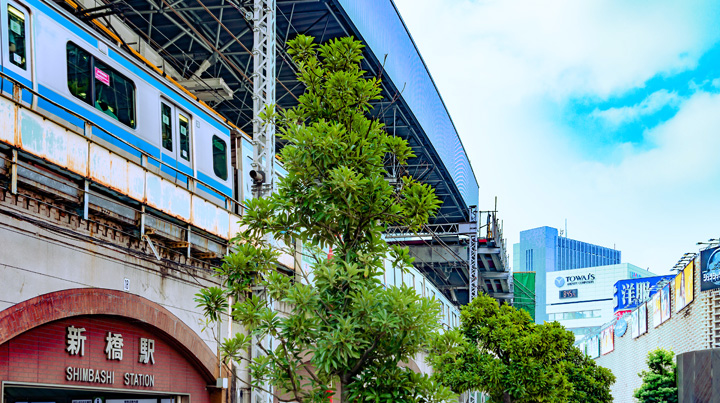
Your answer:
251;2;275;403
468;205;479;403
469;205;479;302
251;0;276;198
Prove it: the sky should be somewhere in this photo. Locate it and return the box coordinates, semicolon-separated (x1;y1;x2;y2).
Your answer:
392;0;720;275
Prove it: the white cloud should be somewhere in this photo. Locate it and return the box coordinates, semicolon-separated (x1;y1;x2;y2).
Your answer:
396;0;720;105
392;0;720;273
590;90;682;127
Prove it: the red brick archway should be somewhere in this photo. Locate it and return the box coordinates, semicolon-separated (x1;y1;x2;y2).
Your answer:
0;288;217;383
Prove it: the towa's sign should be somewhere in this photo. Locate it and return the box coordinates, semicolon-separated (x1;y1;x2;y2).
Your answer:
555;273;596;288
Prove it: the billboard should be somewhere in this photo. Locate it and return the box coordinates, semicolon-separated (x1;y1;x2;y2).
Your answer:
701;246;720;291
652;292;662;328
588;335;600;359
639;303;648;336
630;309;639;338
629;304;647;339
661;284;671;323
675;260;694;313
600;326;614;355
614;275;675;312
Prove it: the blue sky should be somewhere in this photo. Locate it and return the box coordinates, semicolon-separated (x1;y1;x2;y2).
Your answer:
567;40;720;161
393;0;720;274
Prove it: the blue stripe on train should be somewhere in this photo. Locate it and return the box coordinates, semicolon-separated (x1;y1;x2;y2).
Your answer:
107;50;230;136
37;84;161;159
2;69;34;104
20;0;233;200
36;85;232;198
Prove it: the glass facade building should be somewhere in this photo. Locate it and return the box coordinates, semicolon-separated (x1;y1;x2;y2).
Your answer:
513;226;621;323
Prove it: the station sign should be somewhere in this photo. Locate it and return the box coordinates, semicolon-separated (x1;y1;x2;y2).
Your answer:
64;324;157;388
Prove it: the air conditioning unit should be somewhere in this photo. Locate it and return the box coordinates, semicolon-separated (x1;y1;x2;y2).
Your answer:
178;77;234;103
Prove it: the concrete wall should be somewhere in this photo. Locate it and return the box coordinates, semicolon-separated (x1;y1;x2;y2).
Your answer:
594;259;715;402
0;189;222;351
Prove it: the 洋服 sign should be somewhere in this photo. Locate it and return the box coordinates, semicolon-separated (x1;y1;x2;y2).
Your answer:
613;275;674;312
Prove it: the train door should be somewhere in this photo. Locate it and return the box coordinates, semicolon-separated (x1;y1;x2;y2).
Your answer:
159;99;193;185
1;0;32;104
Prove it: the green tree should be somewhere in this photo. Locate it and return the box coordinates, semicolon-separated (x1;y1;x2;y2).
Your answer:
565;345;615;403
428;293;615;403
195;35;452;403
634;348;678;403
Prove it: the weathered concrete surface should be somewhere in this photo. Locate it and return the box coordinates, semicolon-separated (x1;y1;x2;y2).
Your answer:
0;189;223;351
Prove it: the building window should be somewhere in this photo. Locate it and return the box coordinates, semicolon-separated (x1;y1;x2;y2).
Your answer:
212;135;228;180
8;5;26;69
525;249;533;271
66;42;136;128
548;310;601;321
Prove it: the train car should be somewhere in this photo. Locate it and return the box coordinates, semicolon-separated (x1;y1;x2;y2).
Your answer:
0;0;237;205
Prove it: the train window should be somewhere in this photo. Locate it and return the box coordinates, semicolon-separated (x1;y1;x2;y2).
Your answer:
161;103;172;151
66;42;136;128
8;5;26;69
178;114;190;161
67;43;92;104
212;135;228;180
94;60;135;128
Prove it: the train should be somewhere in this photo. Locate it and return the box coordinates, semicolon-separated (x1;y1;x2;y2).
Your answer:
1;0;239;204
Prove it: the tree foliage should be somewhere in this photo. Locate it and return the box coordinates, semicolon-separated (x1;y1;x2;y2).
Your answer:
634;348;678;403
428;294;615;403
195;35;451;403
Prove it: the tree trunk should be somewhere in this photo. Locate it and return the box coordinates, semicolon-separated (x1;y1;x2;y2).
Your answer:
503;391;512;403
339;381;350;403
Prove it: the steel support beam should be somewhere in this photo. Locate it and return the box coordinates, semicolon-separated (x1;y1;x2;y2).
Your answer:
251;2;275;403
251;0;276;198
467;205;478;403
468;205;478;302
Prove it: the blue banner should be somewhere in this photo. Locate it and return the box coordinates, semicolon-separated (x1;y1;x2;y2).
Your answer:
614;275;674;311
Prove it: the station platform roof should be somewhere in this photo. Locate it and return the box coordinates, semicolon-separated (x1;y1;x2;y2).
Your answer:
117;0;479;224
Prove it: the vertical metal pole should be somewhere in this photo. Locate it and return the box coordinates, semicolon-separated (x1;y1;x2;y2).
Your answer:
10;149;18;195
140;205;146;237
251;2;276;402
83;180;90;220
187;224;192;258
251;0;276;199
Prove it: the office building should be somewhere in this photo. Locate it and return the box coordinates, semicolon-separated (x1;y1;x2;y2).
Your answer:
547;263;653;339
513;226;621;323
